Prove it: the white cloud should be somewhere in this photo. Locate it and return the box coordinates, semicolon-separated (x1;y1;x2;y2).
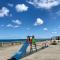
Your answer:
12;19;22;25
6;19;22;28
43;28;48;31
6;24;13;27
56;11;60;15
27;0;60;9
16;4;28;12
8;3;13;7
1;25;4;27
14;25;20;28
6;24;20;28
1;19;21;28
0;7;9;17
52;31;57;34
34;18;43;26
2;19;22;28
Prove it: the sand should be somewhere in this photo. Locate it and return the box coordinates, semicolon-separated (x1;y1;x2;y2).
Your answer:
0;40;60;60
0;44;22;60
0;42;44;60
21;42;60;60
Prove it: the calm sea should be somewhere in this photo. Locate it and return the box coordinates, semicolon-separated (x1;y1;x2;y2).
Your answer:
0;39;51;42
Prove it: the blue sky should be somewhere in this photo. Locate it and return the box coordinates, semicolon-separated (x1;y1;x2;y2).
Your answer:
0;0;60;39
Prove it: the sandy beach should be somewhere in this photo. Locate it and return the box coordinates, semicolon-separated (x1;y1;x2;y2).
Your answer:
21;42;60;60
0;41;46;60
0;41;60;60
0;44;22;60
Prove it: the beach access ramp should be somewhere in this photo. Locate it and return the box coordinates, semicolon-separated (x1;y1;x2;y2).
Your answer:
8;41;29;60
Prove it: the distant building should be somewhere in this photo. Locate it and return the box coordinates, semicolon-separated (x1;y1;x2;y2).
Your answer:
51;36;60;40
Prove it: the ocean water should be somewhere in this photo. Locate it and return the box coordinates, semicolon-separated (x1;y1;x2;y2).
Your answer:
0;39;51;42
0;39;25;42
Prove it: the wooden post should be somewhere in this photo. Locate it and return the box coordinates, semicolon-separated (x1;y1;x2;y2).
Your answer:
2;42;3;47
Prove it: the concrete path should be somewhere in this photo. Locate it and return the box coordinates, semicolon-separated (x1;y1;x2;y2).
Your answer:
21;44;60;60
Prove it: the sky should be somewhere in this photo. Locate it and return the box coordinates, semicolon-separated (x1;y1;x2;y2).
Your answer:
0;0;60;39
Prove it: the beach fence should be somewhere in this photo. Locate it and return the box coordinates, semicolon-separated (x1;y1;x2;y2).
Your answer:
0;40;22;47
0;42;21;47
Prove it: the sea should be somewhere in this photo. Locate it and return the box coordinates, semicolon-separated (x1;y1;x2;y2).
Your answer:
0;39;51;42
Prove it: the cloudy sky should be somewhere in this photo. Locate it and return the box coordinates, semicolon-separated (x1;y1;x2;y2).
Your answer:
0;0;60;39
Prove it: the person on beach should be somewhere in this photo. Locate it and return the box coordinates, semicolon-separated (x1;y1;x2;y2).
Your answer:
32;36;37;51
29;37;33;53
26;36;30;43
27;36;37;53
27;36;33;53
